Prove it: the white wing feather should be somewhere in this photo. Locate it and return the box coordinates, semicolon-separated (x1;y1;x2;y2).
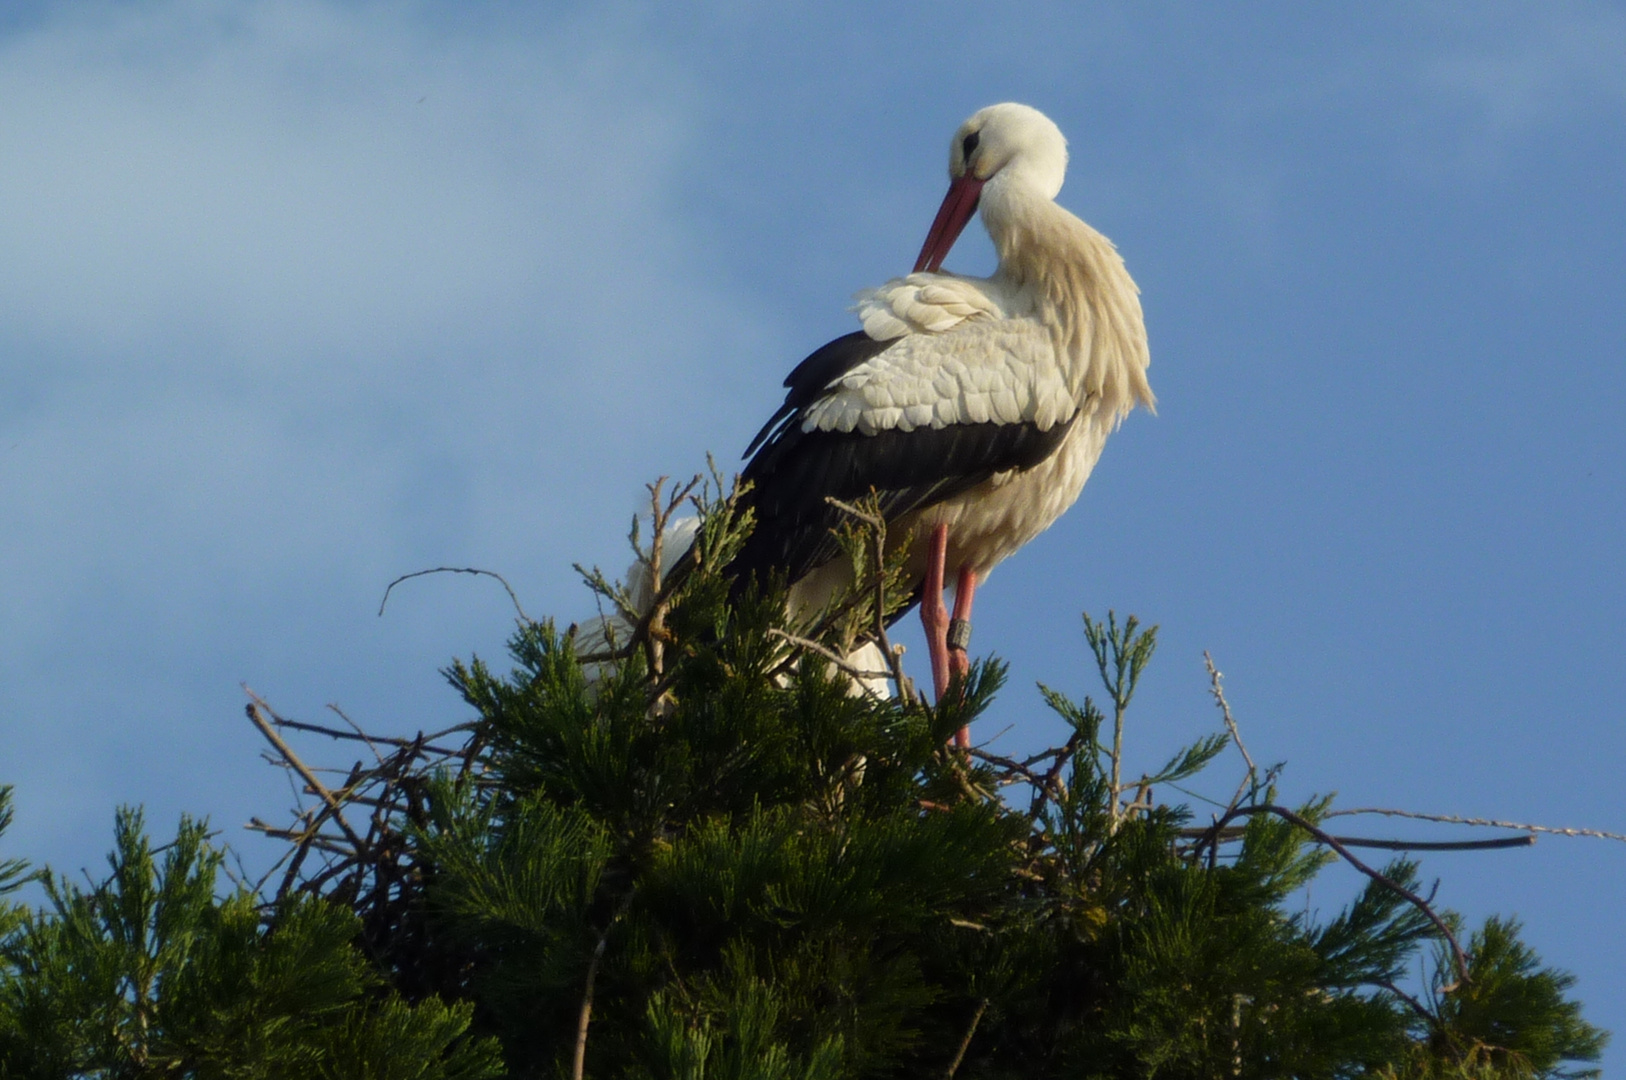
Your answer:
804;278;1074;437
853;273;1013;339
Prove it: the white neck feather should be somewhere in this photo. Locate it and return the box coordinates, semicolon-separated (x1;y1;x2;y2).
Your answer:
982;185;1155;426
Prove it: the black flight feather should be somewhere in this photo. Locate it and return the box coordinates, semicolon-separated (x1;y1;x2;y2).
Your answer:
730;331;1076;592
744;331;897;458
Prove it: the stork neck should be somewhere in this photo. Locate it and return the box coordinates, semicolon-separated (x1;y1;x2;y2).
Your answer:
979;181;1156;423
979;179;1072;287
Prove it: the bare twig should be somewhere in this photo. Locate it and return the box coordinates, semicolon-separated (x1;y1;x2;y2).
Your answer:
944;998;989;1079
265;712;473;754
1205;651;1258;812
221;845;256;894
571;644;637;666
1028;730;1084;823
629;468;741;646
377;566;528;622
942;751;995;805
976;723;1015;748
822;496;883;529
327;703;388;770
574;891;636;1080
245;820;352;855
1325;807;1626;844
968;748;1050;790
1378;978;1440;1028
1198;804;1471;986
1125;778;1155;818
766;629;893;694
297;789;400;811
248;820;300;895
1108;710;1126;833
272;811;321;903
251;702;468;912
243;690;368;855
826;495;914;704
1177;826;1535;852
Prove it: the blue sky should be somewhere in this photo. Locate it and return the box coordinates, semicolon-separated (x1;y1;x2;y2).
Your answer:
2;0;1624;1059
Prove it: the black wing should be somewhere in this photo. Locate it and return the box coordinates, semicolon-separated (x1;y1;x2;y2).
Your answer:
743;331;895;457
731;332;1074;591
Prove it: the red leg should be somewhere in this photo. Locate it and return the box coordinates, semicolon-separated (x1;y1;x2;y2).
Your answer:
948;565;978;747
920;523;951;704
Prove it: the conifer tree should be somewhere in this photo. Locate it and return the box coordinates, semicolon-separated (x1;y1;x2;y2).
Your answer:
0;481;1608;1077
375;485;1606;1077
0;792;501;1078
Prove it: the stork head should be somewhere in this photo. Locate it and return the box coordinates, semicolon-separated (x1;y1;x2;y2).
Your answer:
914;103;1069;274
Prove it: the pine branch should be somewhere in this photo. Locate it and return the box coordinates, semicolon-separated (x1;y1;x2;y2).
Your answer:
641;475;700;688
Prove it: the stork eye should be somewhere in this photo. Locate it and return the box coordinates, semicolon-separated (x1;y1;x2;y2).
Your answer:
961;131;980;160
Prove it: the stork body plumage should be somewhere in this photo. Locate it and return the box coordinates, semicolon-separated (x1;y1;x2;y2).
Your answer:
732;104;1154;731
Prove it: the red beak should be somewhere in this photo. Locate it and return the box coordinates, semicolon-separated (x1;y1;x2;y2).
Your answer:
913;173;985;273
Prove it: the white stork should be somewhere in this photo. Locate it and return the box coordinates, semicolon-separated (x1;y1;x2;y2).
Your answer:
729;103;1154;742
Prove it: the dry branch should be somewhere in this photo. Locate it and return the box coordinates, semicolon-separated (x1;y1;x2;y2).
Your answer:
944;998;989;1079
574;890;636;1080
1325;807;1626;844
766;629;894;692
244;690;368;855
1200;803;1471;986
1177;826;1535;852
377;566;529;622
826;495;916;704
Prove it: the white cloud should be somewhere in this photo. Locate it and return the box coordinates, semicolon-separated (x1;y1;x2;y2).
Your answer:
0;0;777;866
0;0;766;571
0;1;721;371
